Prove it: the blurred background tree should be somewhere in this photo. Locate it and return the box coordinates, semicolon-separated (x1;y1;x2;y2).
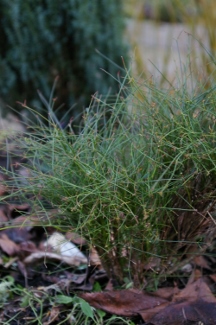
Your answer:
0;0;128;130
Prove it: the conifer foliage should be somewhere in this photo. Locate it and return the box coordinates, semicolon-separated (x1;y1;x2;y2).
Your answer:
0;0;127;123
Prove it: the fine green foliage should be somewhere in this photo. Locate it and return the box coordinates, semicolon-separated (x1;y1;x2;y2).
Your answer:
8;66;216;288
0;0;128;127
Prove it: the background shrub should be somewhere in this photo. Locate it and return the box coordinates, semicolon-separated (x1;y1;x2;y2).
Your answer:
0;0;128;129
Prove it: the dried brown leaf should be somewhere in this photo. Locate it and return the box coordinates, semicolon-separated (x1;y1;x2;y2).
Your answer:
65;231;86;246
0;173;9;195
43;306;60;325
0;206;8;224
12;215;40;228
193;255;211;270
186;268;202;285
209;274;216;283
80;278;216;325
24;250;87;267
152;286;179;300
3;227;31;243
8;203;30;218
20;241;37;254
0;233;20;256
144;278;216;324
89;247;101;267
79;289;168;317
147;300;216;325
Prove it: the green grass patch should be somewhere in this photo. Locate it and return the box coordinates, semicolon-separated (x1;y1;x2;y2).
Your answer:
4;70;216;289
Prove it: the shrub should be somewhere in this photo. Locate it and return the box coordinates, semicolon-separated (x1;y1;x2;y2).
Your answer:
0;0;128;129
7;68;216;288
